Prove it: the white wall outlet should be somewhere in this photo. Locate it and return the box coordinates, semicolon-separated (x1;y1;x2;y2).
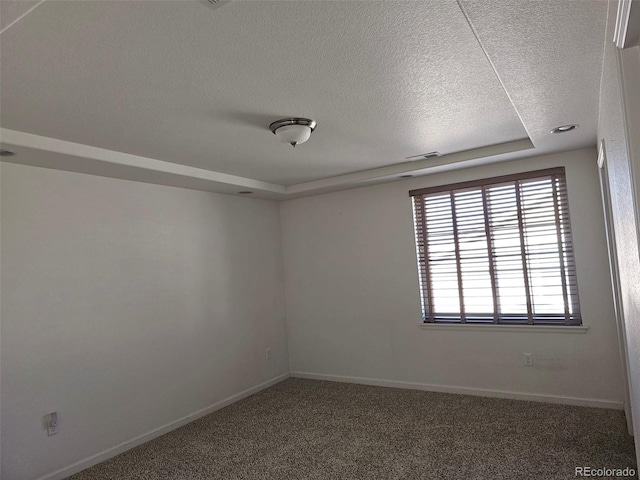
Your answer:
265;348;271;360
47;412;59;436
524;353;533;366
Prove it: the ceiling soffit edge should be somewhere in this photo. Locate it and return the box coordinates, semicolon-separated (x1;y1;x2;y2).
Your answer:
1;129;537;199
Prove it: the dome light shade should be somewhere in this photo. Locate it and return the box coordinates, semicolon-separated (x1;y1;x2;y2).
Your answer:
274;124;311;146
269;118;317;147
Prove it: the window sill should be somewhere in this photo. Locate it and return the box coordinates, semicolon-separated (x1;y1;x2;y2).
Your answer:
418;323;589;334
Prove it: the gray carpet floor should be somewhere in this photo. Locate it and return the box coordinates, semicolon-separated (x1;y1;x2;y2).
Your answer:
69;378;637;480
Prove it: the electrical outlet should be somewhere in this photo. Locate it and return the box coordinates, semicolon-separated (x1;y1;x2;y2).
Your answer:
47;412;59;436
266;348;271;360
524;353;533;366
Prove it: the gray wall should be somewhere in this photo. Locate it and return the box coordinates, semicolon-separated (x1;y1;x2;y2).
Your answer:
281;149;624;406
598;0;640;465
0;163;289;480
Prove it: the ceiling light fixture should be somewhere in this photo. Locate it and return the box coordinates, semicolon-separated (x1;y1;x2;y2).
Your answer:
551;124;578;134
0;150;16;156
269;118;317;147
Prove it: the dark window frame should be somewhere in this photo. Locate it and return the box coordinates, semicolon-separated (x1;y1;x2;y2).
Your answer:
409;167;582;326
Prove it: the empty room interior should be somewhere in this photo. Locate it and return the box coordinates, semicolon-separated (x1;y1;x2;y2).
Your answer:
2;0;640;479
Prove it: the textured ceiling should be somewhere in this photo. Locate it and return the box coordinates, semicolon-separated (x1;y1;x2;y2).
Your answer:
459;0;607;154
1;0;528;185
0;0;42;32
0;0;607;194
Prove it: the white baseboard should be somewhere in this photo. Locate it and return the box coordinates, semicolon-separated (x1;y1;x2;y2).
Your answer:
34;370;622;480
291;371;624;410
37;372;291;480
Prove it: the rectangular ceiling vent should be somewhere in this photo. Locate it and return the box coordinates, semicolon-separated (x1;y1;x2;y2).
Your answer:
200;0;232;12
406;151;441;161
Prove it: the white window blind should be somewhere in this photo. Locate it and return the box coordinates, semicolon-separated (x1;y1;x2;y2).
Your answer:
409;167;581;326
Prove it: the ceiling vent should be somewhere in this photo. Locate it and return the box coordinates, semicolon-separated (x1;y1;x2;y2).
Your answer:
200;0;232;12
406;151;441;161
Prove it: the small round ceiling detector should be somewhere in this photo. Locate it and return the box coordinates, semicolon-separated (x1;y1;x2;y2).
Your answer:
551;124;579;134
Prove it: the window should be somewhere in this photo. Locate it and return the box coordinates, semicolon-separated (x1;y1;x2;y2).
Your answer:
410;167;581;326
